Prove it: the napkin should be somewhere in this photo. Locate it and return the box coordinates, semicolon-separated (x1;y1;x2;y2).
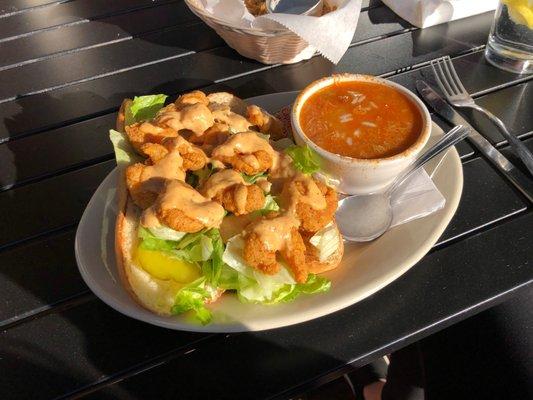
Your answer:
389;167;445;228
381;0;498;28
199;0;362;64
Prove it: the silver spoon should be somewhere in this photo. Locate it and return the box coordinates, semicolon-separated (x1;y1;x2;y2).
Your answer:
336;125;469;242
266;0;323;16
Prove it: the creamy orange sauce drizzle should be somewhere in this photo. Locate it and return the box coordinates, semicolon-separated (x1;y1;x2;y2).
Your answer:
201;169;246;199
139;150;185;192
247;214;299;252
165;135;195;152
141;180;224;229
270;152;296;180
138;121;169;135
220;213;256;242
155;103;214;135
211;131;275;160
210;105;251;133
247;174;326;251
284;174;327;211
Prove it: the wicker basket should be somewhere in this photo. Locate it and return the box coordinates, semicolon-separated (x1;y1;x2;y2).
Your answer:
185;0;316;64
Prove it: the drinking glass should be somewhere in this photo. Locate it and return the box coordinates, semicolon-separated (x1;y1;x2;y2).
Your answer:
485;0;533;74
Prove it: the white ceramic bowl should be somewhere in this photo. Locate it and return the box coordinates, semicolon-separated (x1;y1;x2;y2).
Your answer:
291;74;432;194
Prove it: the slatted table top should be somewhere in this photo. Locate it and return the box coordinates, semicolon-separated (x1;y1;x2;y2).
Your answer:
0;1;531;399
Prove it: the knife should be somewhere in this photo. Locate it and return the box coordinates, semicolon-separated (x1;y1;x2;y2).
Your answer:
416;80;533;204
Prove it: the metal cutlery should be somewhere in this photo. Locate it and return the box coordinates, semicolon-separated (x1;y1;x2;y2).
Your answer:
430;56;533;176
416;80;533;204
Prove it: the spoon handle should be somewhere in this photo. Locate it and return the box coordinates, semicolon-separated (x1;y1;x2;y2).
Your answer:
389;125;469;193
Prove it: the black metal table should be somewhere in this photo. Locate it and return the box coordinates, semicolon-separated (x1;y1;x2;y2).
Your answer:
0;1;531;399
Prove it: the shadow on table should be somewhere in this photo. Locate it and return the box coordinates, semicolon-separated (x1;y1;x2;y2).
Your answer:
367;5;413;29
1;312;357;400
0;74;215;190
78;332;361;400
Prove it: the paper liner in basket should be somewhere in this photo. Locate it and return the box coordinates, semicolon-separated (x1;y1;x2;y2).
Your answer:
198;0;362;64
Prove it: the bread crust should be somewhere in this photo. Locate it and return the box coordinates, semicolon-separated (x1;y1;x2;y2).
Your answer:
114;100;219;316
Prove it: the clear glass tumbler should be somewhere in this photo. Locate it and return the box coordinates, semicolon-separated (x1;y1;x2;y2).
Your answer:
485;0;533;74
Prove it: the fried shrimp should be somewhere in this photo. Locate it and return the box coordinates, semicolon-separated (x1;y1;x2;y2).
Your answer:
280;228;308;283
175;90;209;109
125;122;178;154
211;131;275;175
213;184;265;216
218;150;273;175
157;208;206;233
243;217;309;282
246;105;285;140
140;136;207;171
243;212;302;277
143;180;225;233
210;104;251;133
155;103;214;136
281;176;338;233
125;141;186;209
188;123;231;155
125;160;185;210
243;232;279;275
201;169;265;216
296;181;337;233
244;0;267;15
126;163;161;209
139;143;167;163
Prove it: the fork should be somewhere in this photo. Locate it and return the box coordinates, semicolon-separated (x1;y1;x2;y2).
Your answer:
431;56;533;176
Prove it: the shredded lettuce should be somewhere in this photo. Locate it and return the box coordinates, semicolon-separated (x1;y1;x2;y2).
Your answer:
285;145;321;174
271;274;331;304
138;226;179;252
171;277;213;325
221;234;329;304
309;222;339;262
258;194;280;215
125;94;168;125
138;227;225;286
222;235;295;298
109;129;142;167
187;164;215;188
201;230;225;286
138;226;224;324
148;225;187;242
241;172;267;184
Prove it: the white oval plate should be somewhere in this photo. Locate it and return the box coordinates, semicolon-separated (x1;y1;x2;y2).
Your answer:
75;91;463;332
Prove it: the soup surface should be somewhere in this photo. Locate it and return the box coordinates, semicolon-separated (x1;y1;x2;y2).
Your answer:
299;80;423;159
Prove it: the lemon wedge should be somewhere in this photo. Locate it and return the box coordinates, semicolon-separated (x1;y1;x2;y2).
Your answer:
134;246;201;283
502;0;533;29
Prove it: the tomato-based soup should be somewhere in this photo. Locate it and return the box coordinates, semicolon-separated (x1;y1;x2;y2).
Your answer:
299;81;423;159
